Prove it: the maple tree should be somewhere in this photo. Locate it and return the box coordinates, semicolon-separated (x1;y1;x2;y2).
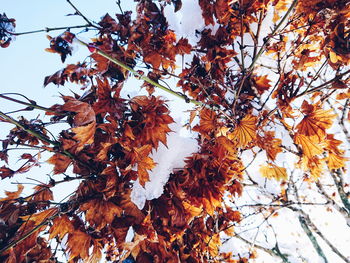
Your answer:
1;0;350;262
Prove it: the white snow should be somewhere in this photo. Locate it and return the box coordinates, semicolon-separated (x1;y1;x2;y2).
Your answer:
131;119;198;209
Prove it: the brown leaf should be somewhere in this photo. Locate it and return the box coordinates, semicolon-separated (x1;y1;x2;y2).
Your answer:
72;122;96;152
49;215;74;240
67;230;92;260
176;38;192;54
21;208;58;226
0;165;15;179
31;185;53;205
47;153;71;174
80;199;122;230
62;98;96;127
229;114;257;147
296;100;336;141
0;184;24;201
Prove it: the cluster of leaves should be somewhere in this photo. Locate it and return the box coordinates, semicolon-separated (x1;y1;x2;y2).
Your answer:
0;0;350;262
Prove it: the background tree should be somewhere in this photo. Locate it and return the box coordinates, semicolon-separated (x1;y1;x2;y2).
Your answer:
0;0;350;262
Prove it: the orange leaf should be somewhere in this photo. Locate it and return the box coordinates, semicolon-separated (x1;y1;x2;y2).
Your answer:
182;201;203;218
47;153;71;174
87;239;103;263
294;134;325;158
225;209;241;222
300;156;325;179
80;199;122;230
204;233;221;257
327;153;347;170
21;208;58;226
253;75;271;95
0;184;24;201
260;163;288;181
193;108;217;135
229;115;257;147
72;122;96;152
296;101;336;141
49;215;74;240
67;230;92;260
133;145;156;186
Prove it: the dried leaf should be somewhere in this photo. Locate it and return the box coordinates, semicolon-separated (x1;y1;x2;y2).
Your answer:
294;134;325;158
72;122;96;151
47;153;71;174
49;215;74;240
296;101;336;141
67;230;92;260
260;163;288;181
0;184;24;201
229;115;257;147
80;199;122;230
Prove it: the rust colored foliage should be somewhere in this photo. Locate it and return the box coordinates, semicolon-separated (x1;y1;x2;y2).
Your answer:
1;0;350;262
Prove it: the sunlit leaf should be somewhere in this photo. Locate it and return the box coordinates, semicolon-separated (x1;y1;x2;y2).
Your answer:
260;163;288;181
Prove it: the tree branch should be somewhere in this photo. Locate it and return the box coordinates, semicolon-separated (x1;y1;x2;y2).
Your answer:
298;215;329;263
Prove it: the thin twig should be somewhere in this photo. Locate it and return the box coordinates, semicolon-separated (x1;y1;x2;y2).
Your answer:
0;94;61;114
75;38;204;106
9;24;92;36
66;0;99;29
248;0;298;71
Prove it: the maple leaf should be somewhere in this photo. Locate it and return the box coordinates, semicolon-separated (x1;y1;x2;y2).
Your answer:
47;153;71;174
228;180;243;197
62;97;96;127
257;131;282;161
132;145;156;186
260;163;288;181
87;239;103;263
294;134;325;158
193;108;217;135
49;215;74;240
299;156;326;179
228;114;257;148
182;201;203;219
67;230;92;260
44;63;91;87
176;38;192;54
0;184;23;201
120;190;145;224
204;233;221;257
93;78;126;119
252;75;271;95
130;96;174;148
21;208;58;227
327;153;347;170
72;122;96;152
0;165;15;179
296;101;336;141
80;199;122;230
31;185;53;208
224;209;241;222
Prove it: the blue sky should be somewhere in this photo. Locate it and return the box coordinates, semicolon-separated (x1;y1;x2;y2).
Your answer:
0;1;190;195
0;1;135;194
